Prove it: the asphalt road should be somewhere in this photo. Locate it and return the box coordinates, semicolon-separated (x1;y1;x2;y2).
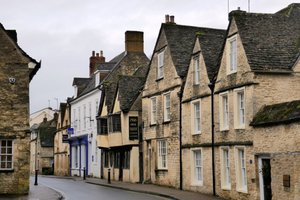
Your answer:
38;176;169;200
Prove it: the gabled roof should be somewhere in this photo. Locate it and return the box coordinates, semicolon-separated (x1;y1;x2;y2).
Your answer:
72;77;91;97
38;117;57;147
196;29;226;81
251;100;300;127
0;23;40;81
160;24;225;78
59;103;67;125
118;76;146;112
231;3;300;72
102;51;149;114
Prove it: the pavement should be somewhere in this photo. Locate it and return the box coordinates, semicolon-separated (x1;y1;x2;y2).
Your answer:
0;176;225;200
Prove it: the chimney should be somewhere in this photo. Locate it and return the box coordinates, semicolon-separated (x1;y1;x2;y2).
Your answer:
164;14;176;24
125;31;144;53
89;50;106;77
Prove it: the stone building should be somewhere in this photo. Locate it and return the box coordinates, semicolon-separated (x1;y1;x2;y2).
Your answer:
97;31;149;182
54;102;70;176
31;115;58;175
142;15;225;188
0;23;40;194
179;4;300;199
181;27;225;194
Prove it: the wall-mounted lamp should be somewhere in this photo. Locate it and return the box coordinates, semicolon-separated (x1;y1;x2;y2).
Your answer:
8;77;16;84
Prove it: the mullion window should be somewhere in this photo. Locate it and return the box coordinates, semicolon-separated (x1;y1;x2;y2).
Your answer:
0;140;13;170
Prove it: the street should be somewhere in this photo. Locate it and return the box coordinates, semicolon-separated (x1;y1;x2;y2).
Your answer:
37;176;169;200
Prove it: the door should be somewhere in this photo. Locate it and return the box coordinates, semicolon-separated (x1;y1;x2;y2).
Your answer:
119;151;124;181
259;157;272;200
147;141;152;181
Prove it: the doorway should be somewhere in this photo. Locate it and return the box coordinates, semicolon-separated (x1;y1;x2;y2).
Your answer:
259;157;272;200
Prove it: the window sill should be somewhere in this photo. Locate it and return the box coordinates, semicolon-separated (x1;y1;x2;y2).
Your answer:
221;185;231;191
150;124;157;127
0;169;14;173
191;132;201;136
236;187;248;193
155;168;168;172
162;121;170;124
191;182;203;186
156;77;164;82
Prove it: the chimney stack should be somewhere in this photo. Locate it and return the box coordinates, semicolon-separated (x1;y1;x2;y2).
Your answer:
89;50;105;77
125;31;144;53
164;14;176;24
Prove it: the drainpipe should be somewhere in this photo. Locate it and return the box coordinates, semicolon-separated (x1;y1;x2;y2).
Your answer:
178;87;183;190
208;81;216;196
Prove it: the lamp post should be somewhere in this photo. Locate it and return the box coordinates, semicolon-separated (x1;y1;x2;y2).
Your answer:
34;130;38;186
208;82;216;196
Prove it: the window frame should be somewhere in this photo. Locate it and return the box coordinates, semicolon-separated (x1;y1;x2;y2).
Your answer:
235;146;248;193
227;35;237;74
191;100;201;135
157;140;167;170
150;97;157;125
163;93;171;122
0;139;13;170
193;55;200;85
191;148;203;185
234;88;245;129
157;50;165;79
219;92;229;131
220;147;231;190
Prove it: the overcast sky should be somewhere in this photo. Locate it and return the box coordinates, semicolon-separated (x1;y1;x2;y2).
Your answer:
0;0;298;113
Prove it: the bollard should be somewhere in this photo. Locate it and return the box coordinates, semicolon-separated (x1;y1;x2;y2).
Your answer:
34;169;38;186
83;167;86;180
108;168;111;184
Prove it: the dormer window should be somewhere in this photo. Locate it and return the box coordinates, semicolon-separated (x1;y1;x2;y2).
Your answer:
74;85;78;98
193;55;200;85
157;51;164;79
228;35;237;74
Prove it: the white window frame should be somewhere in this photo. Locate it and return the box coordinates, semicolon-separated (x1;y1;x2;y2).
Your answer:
163;93;171;122
219;92;229;131
150;97;157;125
191;148;203;185
193;55;200;85
235;146;247;193
234;88;245;129
157;140;167;169
0;139;13;170
227;35;237;74
157;51;164;79
220;147;231;190
191;100;201;135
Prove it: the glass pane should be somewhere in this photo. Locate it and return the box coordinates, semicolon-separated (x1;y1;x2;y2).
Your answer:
7;162;12;168
7;156;12;161
1;162;5;168
7;140;12;147
1;140;6;146
1;147;6;154
7;148;12;154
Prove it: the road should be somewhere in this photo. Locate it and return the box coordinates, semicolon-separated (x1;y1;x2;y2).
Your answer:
38;176;169;200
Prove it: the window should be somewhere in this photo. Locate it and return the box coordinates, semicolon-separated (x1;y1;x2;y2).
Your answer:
221;147;231;189
108;114;121;132
150;97;157;124
78;107;81;130
0;140;13;170
193;55;200;85
97;118;108;135
114;152;120;168
157;51;164;79
103;151;109;168
234;88;245;129
157;140;167;169
228;36;237;73
164;93;171;122
83;105;86;129
89;102;92;127
236;147;247;192
192;101;201;134
124;150;130;169
219;93;229;130
192;149;203;185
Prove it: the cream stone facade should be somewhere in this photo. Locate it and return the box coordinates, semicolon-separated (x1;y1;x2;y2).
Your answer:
54;103;70;176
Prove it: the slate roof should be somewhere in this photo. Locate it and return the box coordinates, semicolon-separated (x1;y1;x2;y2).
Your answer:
231;3;300;72
161;24;225;78
251;100;300;126
38;117;57;147
72;77;91;97
59;103;67;125
101;51;149;114
118;76;145;112
0;23;40;81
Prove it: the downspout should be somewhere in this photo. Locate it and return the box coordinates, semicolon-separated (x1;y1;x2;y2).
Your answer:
208;81;216;196
178;80;184;190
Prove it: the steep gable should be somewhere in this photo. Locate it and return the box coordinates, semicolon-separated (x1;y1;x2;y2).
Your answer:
231;3;300;72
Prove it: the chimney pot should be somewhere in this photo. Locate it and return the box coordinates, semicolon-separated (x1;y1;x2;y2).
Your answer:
170;15;175;23
165;14;170;23
92;51;95;57
100;50;103;57
96;53;99;57
238;7;241;10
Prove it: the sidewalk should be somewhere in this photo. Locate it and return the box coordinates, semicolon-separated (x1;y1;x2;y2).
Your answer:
85;177;225;200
